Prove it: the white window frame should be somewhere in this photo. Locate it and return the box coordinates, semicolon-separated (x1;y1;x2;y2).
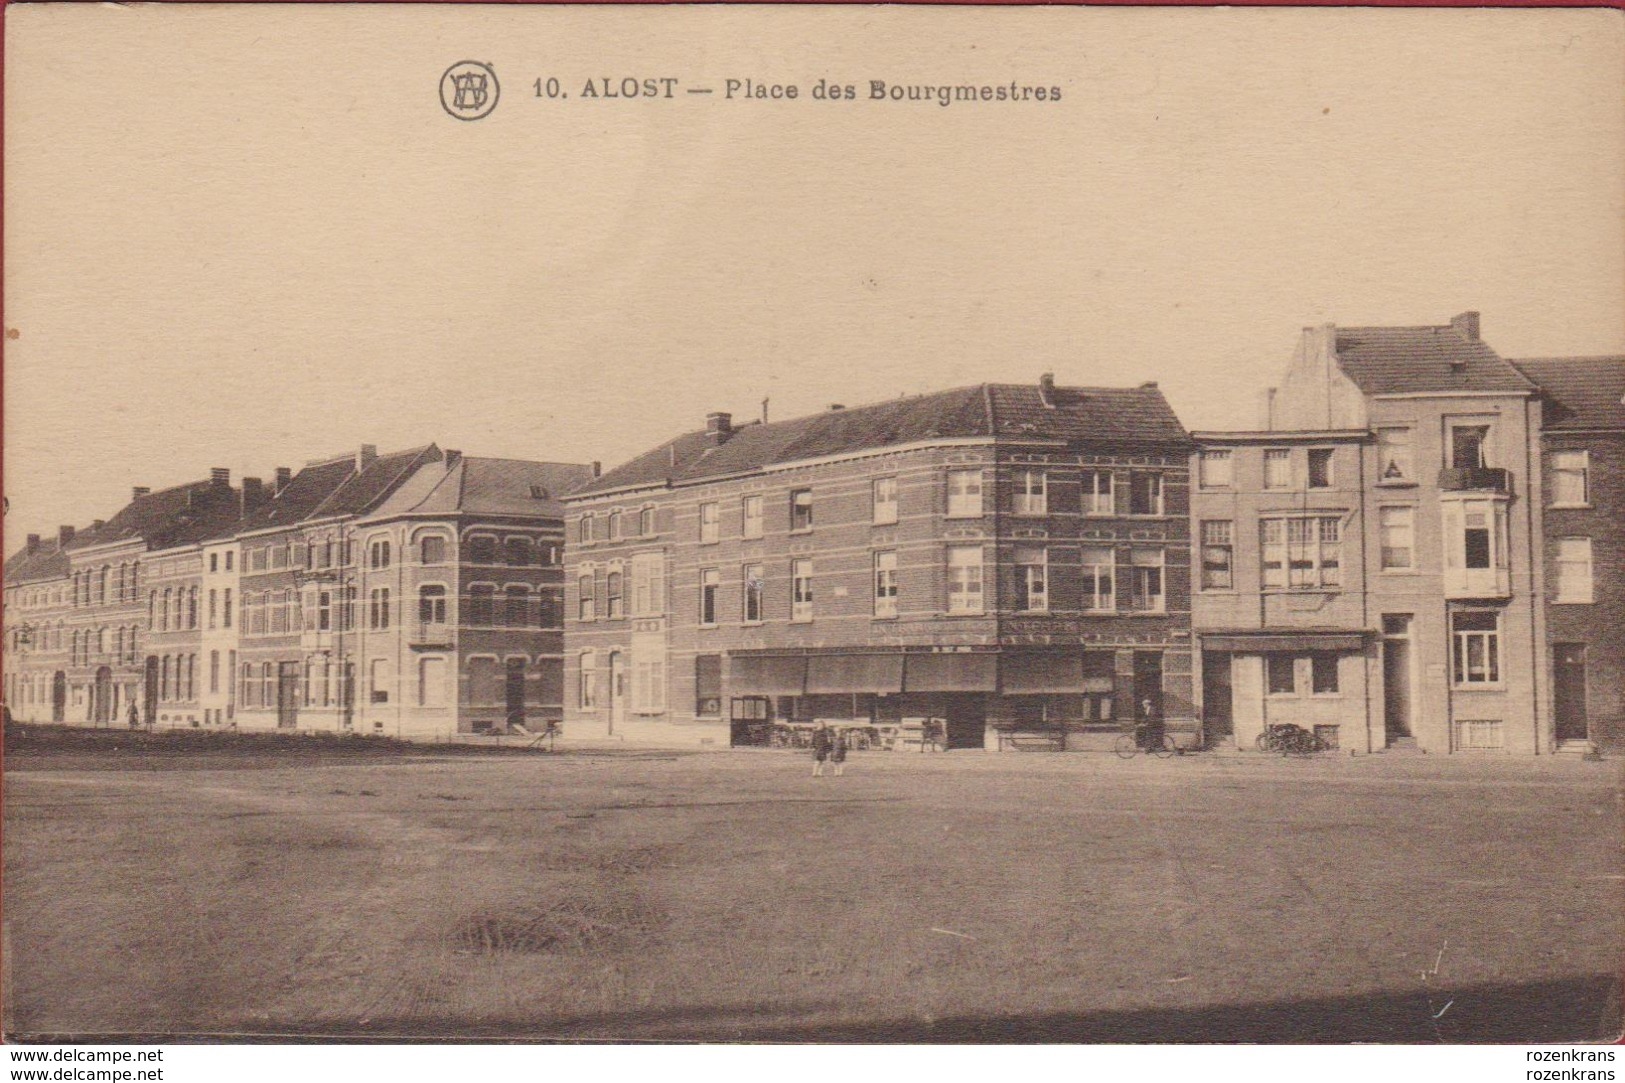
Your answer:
946;546;984;615
1081;546;1116;611
791;559;814;622
790;489;814;533
1014;547;1048;612
1378;506;1416;571
1263;449;1292;490
699;502;720;545
1261;515;1342;590
1127;548;1165;613
1081;470;1115;516
630;553;666;617
578;653;598;710
1200;520;1233;590
873;477;899;525
1199;450;1233;489
1013;471;1047;516
1550;450;1591;508
874;551;898;618
742;495;764;539
744;564;765;623
946;470;984;518
1451;610;1502;686
1129;472;1165;516
1307;448;1335;489
1555;537;1594;604
699;567;720;626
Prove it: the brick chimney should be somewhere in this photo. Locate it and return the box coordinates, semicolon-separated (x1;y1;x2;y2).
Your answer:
705;412;734;445
274;467;292;492
592;461;602;478
210;467;230;486
1451;311;1480;341
357;444;378;471
92;520;105;531
26;534;40;553
58;525;75;547
1039;372;1057;408
132;486;151;500
444;449;463;467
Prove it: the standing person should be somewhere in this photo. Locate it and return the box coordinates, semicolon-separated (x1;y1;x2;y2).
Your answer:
127;700;141;729
831;728;848;777
1139;696;1164;752
811;722;832;777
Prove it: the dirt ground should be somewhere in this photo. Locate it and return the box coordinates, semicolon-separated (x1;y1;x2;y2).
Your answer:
3;729;1620;1043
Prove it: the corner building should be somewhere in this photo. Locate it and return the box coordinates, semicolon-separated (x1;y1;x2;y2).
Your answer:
563;379;1195;750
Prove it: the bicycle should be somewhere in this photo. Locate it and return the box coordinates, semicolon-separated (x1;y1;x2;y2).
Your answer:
1114;723;1177;759
1254;722;1326;756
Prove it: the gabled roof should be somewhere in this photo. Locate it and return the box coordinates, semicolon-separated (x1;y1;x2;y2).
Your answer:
1511;356;1625;432
365;456;596;520
78;478;244;553
1332;324;1536;396
574;382;1190;497
3;538;71;586
235;446;440;534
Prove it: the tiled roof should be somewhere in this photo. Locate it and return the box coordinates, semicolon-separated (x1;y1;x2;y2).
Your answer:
3;539;71;585
236;446;440;534
575;382;1190;496
82;479;245;552
1332;325;1537;396
235;457;357;533
1510;357;1625;432
370;457;595;519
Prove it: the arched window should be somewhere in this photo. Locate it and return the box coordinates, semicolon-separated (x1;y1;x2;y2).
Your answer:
467;585;495;627
639;507;655;536
504;537;532;566
467;535;497;565
607;511;622;540
189;587;199;629
606;572;624;619
161;655;171;701
160;589;172;631
420;535;447;565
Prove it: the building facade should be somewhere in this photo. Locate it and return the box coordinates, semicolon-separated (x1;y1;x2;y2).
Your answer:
562;379;1195;750
1511;356;1625;752
1194;313;1552;754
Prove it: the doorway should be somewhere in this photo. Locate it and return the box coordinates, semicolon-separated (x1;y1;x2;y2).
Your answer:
1133;651;1164;721
607;651;625;734
1201;651;1233;743
142;658;158;723
505;657;527;730
1554;644;1589;743
276;661;300;729
1382;615;1414;742
93;666;114;726
52;670;67;723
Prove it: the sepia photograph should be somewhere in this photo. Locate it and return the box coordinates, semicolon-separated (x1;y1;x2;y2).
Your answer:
2;1;1622;1057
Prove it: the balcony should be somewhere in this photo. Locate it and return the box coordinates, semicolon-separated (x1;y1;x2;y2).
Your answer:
1438;467;1511;494
411;620;454;649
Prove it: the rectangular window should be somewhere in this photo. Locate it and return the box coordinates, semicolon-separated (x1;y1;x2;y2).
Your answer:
370;659;390;704
947;546;984;614
872;477;899;525
699;502;720;544
225;551;234;571
1081;470;1115;516
631;553;665;617
1451;424;1491;471
418;657;447;707
1129;472;1164;516
699;568;720;626
695;655;722;718
1379;507;1415;570
209;650;220;694
1311;652;1339;694
1081;546;1115;611
605;570;624;619
947;470;984;518
318;590;333;631
874;551;898;618
1266;654;1296;695
790;489;813;533
1308;449;1334;489
742;495;764;539
1261;516;1342;589
791;559;813;622
578;657;598;709
367;588;388;630
1463;510;1492;569
1555;537;1594;603
1451;610;1501;685
1551;450;1590;506
633;658;666;713
208;589;218;629
1200;521;1233;590
1263;449;1292;490
1381;429;1417;482
744;564;765;622
1013;471;1047;516
1014;547;1047;612
420;536;446;564
578;574;595;621
1199;450;1233;489
209;553;218;573
1128;548;1164;612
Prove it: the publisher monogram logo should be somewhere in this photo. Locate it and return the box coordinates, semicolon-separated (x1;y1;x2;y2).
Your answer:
440;61;499;121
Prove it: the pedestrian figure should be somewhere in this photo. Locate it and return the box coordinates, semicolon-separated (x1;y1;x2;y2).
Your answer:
831;728;848;777
811;722;832;777
127;700;140;729
1139;696;1164;752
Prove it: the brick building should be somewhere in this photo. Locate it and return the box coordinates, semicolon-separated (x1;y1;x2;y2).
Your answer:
562;378;1195;750
1511;356;1625;752
1194;314;1552;754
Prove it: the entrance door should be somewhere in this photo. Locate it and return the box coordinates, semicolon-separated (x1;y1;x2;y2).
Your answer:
505;657;527;730
1133;651;1164;721
607;651;625;734
142;658;158;723
1382;615;1413;741
1201;651;1233;743
52;671;67;723
1554;644;1589;742
93;666;114;726
276;661;301;729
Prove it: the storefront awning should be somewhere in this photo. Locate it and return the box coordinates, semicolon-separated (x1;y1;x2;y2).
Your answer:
728;654;807;696
903;652;998;693
1200;632;1368;652
805;653;905;694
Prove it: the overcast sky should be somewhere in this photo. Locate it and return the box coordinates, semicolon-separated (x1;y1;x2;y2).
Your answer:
5;5;1622;553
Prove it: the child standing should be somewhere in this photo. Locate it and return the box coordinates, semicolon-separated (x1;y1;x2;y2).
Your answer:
831;728;848;777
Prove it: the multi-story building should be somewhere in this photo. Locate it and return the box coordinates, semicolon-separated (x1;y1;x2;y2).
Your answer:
5;444;591;740
1511;356;1625;753
1193;313;1552;754
350;453;592;738
562;378;1195;750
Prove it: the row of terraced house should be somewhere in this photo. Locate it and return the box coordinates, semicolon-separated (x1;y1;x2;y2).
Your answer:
6;312;1623;752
